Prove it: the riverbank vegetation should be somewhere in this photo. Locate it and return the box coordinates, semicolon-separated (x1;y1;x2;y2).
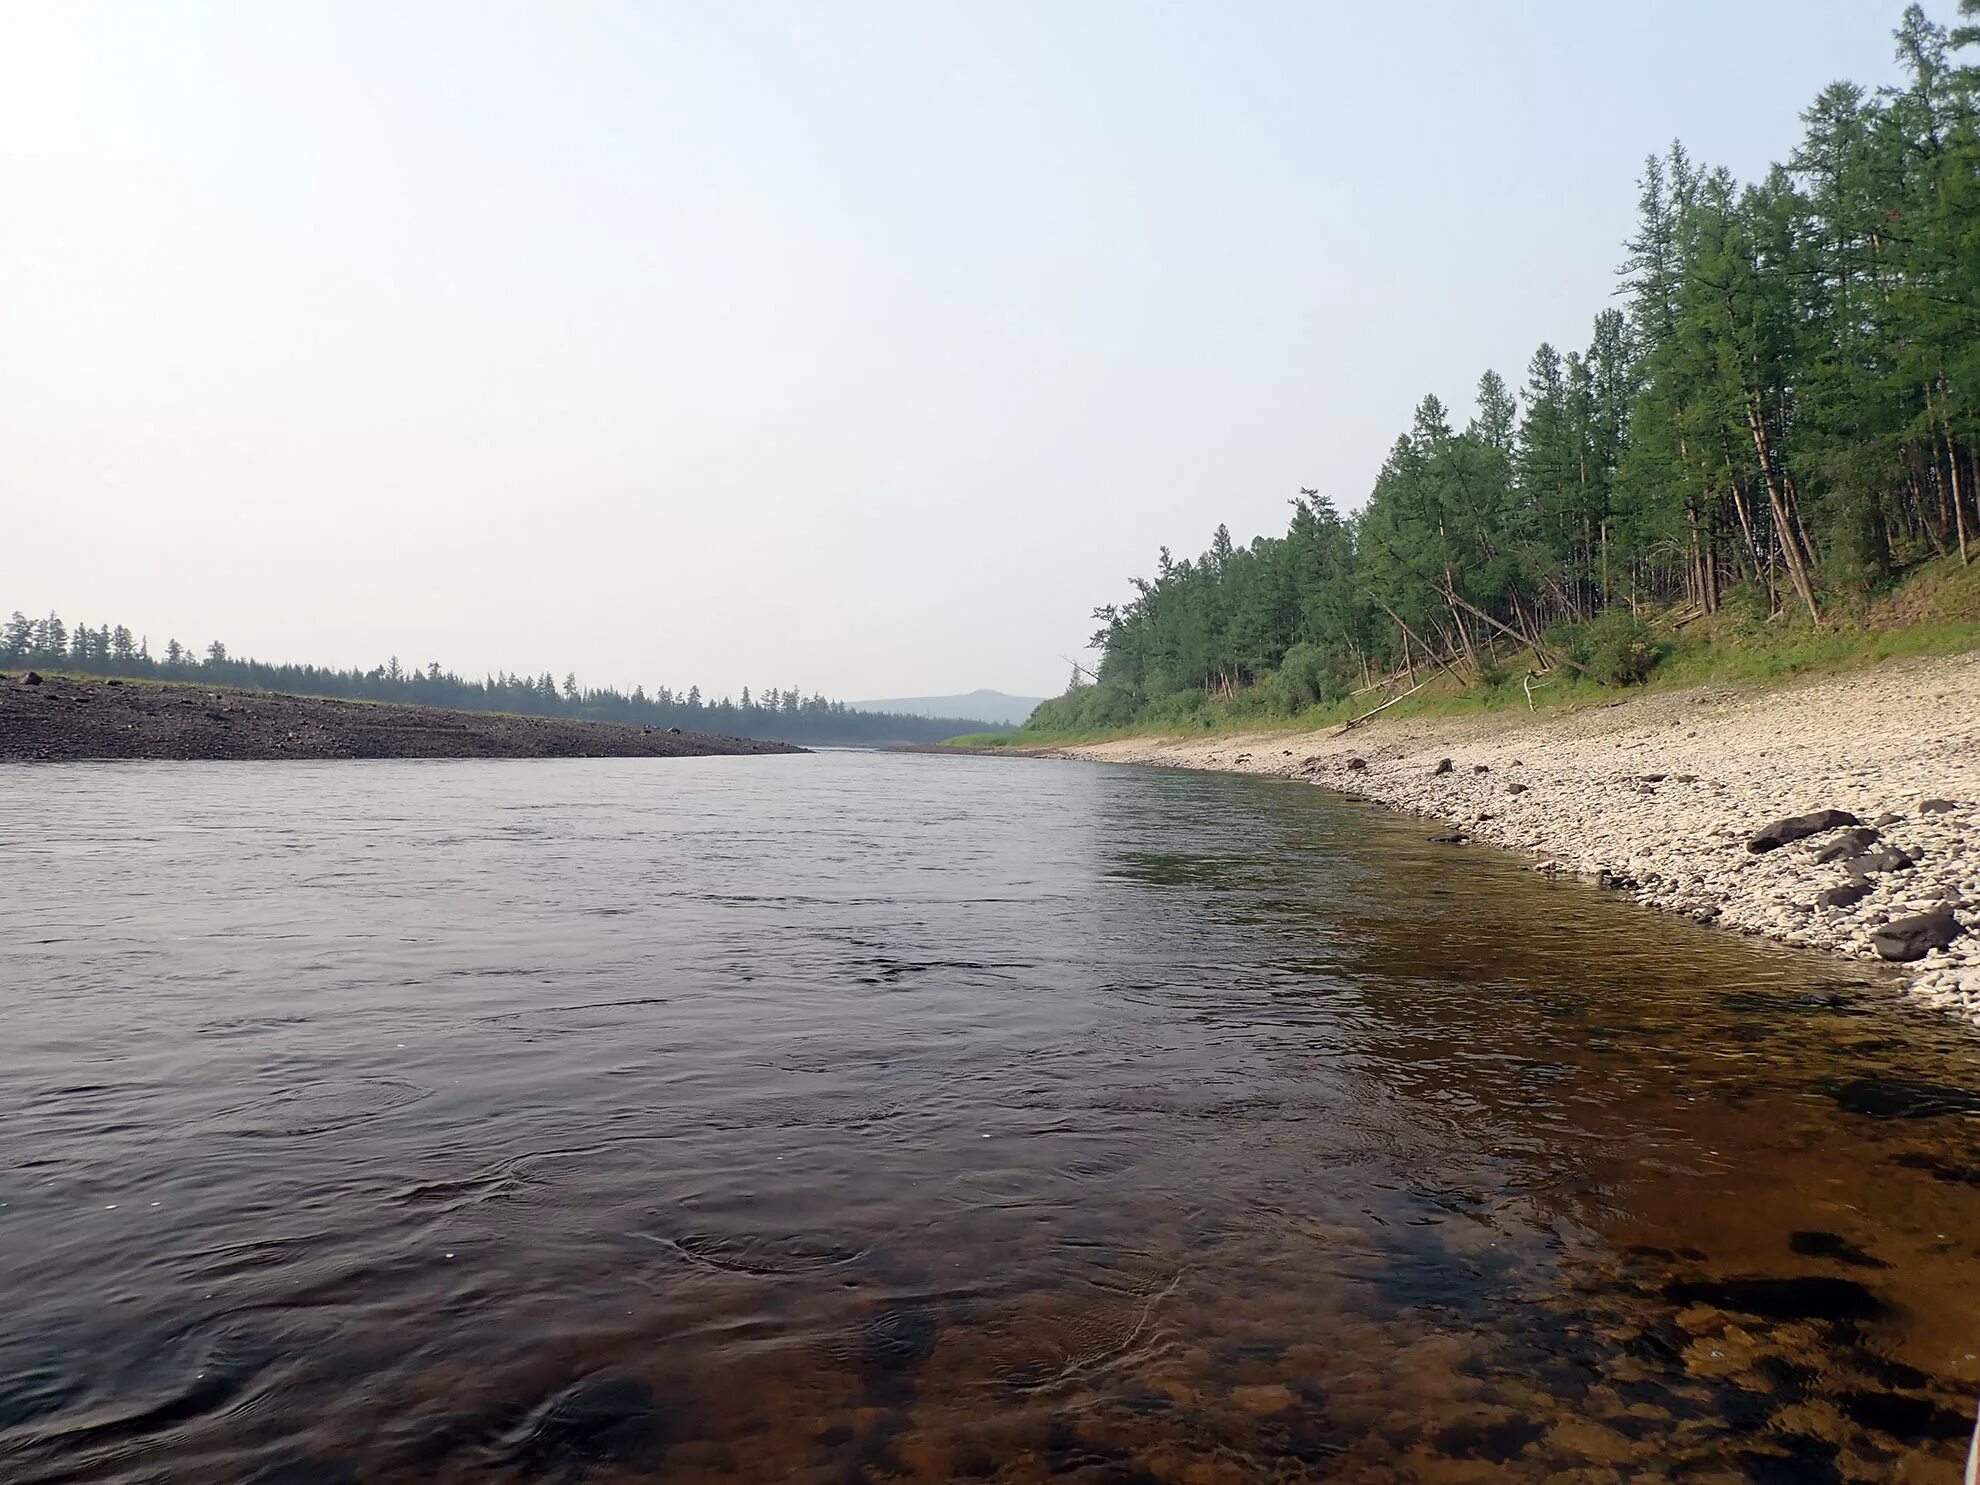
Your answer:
1031;3;1980;740
0;608;993;746
968;556;1980;748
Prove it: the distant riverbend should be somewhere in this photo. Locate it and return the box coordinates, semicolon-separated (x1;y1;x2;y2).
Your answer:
0;674;803;761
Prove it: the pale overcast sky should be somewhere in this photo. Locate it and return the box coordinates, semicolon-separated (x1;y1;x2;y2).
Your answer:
0;2;1940;700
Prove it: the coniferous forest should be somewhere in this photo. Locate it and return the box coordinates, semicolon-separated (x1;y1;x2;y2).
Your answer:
1035;4;1980;733
0;608;992;745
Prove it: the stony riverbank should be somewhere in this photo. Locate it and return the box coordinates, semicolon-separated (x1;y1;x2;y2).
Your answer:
1052;653;1980;1023
0;673;804;761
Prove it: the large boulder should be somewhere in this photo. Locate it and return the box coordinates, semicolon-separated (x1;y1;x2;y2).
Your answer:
1812;828;1880;865
1872;908;1964;963
1747;809;1861;854
1817;880;1873;910
1857;846;1917;875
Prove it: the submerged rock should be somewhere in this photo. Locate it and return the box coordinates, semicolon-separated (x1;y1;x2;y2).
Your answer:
1833;1074;1980;1117
496;1374;670;1476
1229;1382;1297;1415
1871;908;1963;963
1747;809;1861;854
862;1305;939;1370
1662;1274;1887;1323
1792;990;1853;1010
1787;1230;1888;1269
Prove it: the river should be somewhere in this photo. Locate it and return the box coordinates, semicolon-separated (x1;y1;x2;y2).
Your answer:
4;752;1979;1482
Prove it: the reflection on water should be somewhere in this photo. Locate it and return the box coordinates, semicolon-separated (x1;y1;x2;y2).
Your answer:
2;752;1978;1483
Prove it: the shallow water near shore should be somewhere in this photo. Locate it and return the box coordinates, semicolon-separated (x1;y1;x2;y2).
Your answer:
4;752;1980;1483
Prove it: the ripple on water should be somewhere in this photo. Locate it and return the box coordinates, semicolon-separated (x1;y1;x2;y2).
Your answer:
203;1078;433;1138
0;1364;86;1439
4;1317;279;1479
650;1230;867;1278
473;997;673;1039
492;1373;672;1479
240;1457;360;1485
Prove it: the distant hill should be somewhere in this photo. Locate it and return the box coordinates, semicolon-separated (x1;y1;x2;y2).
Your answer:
854;689;1042;727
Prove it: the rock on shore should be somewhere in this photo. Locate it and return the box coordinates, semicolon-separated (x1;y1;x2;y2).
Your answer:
1054;654;1980;1026
0;675;804;762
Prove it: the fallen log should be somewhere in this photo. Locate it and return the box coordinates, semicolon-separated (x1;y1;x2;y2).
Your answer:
1442;588;1604;683
1334;678;1428;734
1374;599;1467;684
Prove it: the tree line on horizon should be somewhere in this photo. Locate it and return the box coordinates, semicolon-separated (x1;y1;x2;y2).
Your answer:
0;609;997;744
1036;3;1980;732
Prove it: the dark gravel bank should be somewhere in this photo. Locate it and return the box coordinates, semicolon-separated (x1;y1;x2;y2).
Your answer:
0;674;805;761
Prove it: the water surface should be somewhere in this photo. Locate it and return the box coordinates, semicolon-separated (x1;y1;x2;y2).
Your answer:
4;753;1979;1483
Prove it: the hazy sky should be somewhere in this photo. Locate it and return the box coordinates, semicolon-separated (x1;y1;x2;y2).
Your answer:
0;2;1942;700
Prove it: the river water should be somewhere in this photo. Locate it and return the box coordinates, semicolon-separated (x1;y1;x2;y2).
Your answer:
4;752;1980;1483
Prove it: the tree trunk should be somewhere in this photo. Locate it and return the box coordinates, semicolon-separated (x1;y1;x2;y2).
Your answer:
1957;446;1973;568
1725;462;1764;582
1745;404;1820;625
1440;568;1479;673
1377;599;1465;685
1684;499;1716;614
1939;375;1970;566
1442;584;1604;682
1922;448;1951;557
1785;472;1821;570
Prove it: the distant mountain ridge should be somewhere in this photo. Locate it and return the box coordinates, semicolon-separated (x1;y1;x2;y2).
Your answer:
853;688;1042;727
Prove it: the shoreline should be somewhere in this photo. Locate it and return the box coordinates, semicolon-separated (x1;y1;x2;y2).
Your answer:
1041;653;1980;1024
0;674;804;761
